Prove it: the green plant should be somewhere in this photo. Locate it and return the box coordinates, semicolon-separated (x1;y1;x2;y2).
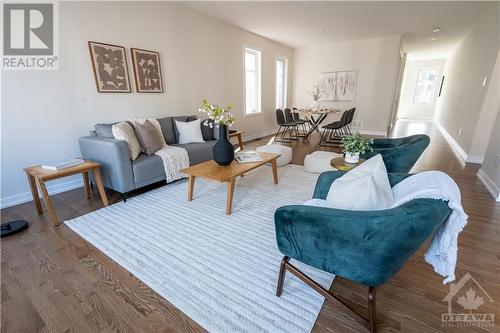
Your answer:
341;132;373;155
198;99;235;126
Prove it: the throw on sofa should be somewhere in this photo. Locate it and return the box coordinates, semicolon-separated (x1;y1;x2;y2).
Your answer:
79;115;217;199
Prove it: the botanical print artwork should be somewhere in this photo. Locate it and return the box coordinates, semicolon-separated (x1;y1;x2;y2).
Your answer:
317;70;357;101
131;48;163;93
88;41;131;93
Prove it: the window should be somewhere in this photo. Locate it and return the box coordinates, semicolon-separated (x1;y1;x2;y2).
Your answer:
413;68;438;104
244;47;261;115
275;57;287;109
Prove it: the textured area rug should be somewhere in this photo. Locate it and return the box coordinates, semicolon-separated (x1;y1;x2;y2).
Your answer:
66;165;335;333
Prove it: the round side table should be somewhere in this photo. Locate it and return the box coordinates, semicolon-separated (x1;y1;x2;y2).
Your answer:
330;157;366;171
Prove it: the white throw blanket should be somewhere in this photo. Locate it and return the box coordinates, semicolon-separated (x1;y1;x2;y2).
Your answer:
391;171;468;284
154;146;190;183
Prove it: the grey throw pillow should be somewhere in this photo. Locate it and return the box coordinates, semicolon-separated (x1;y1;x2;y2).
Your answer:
94;123;117;137
134;120;164;155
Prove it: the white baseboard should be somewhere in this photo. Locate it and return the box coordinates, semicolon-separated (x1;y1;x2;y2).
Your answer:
434;121;484;164
242;128;279;142
0;178;83;210
477;169;500;202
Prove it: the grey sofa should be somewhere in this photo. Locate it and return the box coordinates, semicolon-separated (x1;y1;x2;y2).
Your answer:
79;115;217;198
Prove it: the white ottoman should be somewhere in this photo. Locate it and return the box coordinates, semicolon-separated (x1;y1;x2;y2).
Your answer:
256;144;292;166
304;151;342;173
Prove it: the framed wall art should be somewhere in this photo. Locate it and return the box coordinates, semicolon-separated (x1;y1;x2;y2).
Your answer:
88;41;131;93
317;70;357;102
130;48;164;93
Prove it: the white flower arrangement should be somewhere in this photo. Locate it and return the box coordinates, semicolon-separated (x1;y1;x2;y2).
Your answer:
198;99;235;126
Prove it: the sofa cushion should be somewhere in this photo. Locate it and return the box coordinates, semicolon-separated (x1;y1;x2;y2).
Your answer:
172;141;216;165
95;123;117;137
172;115;197;142
157;117;176;144
175;119;205;144
112;121;142;160
134;120;165;155
132;153;166;187
201;119;215;141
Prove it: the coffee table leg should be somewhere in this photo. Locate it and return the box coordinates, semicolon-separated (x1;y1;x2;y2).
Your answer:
83;172;91;199
237;133;244;150
26;173;43;215
36;179;59;226
271;159;279;184
188;175;196;201
93;168;109;207
226;177;236;215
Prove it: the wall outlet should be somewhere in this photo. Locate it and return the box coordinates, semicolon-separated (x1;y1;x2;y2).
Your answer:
482;77;488;87
458;128;463;135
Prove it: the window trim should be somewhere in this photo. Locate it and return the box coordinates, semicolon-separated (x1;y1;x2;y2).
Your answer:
412;67;439;105
243;45;262;117
275;55;288;110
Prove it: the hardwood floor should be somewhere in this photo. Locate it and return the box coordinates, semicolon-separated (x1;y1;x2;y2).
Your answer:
2;120;499;332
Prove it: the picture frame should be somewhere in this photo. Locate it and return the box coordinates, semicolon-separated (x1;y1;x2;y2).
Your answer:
88;41;131;93
317;70;357;102
130;48;164;93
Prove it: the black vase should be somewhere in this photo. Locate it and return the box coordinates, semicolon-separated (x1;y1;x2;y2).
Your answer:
213;125;234;166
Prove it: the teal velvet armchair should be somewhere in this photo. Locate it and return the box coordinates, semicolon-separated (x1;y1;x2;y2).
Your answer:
361;134;430;173
274;171;451;333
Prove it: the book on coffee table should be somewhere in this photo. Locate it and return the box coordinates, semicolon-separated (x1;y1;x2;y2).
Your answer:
235;151;263;163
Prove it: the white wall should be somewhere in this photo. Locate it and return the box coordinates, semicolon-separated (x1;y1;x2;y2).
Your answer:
292;35;402;135
477;48;500;201
0;2;293;208
397;59;445;120
434;6;500;163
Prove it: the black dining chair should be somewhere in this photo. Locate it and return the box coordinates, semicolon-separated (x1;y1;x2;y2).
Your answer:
320;109;350;146
291;108;309;138
274;109;297;143
284;108;299;140
345;108;356;135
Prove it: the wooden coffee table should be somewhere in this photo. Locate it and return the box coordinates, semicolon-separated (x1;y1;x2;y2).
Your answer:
181;152;280;215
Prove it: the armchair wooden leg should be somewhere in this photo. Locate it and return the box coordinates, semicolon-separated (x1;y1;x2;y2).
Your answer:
276;256;289;296
368;286;377;333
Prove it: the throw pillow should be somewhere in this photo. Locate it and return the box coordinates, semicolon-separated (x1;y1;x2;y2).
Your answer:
134;120;165;155
201;119;214;141
175;119;205;144
112;121;141;160
325;154;394;210
129;118;167;148
95;123;117;137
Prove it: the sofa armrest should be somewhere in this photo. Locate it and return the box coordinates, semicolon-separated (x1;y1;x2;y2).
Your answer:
274;199;451;286
79;136;134;193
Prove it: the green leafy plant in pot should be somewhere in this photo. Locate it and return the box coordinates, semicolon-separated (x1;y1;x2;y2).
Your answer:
199;99;236;166
341;132;373;164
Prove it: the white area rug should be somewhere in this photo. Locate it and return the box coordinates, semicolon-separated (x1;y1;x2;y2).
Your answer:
65;165;335;333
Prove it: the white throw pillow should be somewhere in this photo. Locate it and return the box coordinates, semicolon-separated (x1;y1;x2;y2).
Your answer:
325;154;394;210
112;121;141;160
130;118;167;148
175;119;205;144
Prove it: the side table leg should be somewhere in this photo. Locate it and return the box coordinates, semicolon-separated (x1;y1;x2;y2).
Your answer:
36;179;59;226
26;173;42;215
188;175;196;201
93;168;109;206
237;133;244;150
83;172;91;199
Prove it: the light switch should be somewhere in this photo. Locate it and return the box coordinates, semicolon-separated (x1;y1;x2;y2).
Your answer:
482;77;488;86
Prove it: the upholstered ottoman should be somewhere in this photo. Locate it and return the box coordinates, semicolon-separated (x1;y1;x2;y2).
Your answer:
304;151;342;173
256;144;292;166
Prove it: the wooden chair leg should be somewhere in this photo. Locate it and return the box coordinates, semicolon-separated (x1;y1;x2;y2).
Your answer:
276;256;289;296
368;287;377;333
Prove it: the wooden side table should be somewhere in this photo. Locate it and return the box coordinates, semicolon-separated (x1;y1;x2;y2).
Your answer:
229;131;244;150
24;160;109;226
330;157;366;171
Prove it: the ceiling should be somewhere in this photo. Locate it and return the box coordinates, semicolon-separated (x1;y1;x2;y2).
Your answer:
180;1;494;59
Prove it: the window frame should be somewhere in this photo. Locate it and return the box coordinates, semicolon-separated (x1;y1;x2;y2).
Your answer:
275;55;288;110
412;67;439;105
243;45;262;117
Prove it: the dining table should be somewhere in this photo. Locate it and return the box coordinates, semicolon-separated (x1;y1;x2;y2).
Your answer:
296;108;340;139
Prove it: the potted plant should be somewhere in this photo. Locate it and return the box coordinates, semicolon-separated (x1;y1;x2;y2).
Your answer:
199;99;236;166
307;85;322;108
341;132;373;164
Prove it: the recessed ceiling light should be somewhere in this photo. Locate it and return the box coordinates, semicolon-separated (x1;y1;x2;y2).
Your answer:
431;37;438;41
432;27;441;33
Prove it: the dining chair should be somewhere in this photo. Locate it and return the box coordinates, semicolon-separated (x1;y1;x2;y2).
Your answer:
320;109;350;146
284;108;299;140
273;109;297;143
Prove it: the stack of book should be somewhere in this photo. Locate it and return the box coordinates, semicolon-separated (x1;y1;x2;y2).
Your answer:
235;151;263;164
41;158;85;171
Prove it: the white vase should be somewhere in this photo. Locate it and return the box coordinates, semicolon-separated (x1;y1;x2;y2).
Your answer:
345;152;360;164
